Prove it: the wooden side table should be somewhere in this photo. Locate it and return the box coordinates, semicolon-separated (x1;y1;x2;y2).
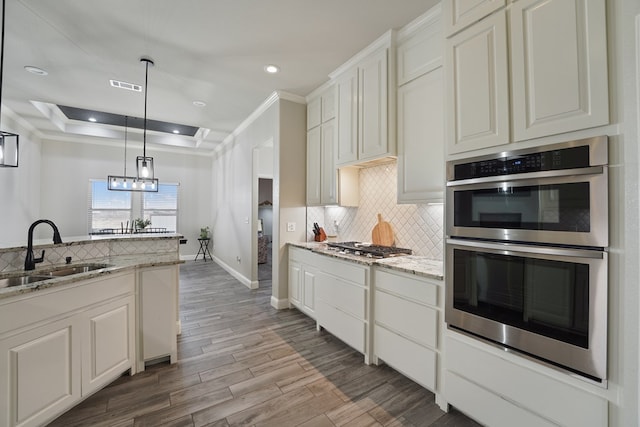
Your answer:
195;238;212;261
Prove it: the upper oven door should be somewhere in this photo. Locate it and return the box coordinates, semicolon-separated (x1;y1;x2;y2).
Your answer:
446;166;608;247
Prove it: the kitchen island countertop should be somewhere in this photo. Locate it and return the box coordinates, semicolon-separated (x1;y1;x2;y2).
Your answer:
289;242;443;280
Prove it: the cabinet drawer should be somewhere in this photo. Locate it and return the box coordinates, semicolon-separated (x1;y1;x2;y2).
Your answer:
445;371;555;427
320;258;367;286
374;269;438;306
446;336;608;427
317;273;366;320
375;291;437;348
375;325;436;390
316;300;365;354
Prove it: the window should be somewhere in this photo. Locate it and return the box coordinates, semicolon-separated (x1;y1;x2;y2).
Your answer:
89;180;132;233
142;184;179;232
88;180;179;233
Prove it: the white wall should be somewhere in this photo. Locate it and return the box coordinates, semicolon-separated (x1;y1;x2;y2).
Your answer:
0;112;42;246
39;139;211;257
211;100;278;286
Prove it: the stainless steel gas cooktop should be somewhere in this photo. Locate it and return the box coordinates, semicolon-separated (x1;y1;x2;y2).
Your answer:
326;241;412;258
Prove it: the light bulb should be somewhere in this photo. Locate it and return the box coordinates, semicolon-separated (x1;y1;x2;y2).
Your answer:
112;178;118;188
151;182;156;189
141;160;149;178
123;179;128;189
132;181;137;189
141;182;146;189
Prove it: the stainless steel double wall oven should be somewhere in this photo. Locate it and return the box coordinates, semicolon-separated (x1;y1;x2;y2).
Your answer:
445;136;608;382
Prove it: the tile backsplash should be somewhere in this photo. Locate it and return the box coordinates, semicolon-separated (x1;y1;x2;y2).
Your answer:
307;160;444;260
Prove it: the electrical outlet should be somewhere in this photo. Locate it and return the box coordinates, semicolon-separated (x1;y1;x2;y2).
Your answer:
287;222;296;232
236;256;241;263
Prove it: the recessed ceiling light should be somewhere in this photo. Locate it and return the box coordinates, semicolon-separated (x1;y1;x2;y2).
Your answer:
172;129;180;134
264;64;280;74
192;100;207;107
88;117;97;122
24;65;48;76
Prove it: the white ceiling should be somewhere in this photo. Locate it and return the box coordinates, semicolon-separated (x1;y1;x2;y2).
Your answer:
1;0;439;154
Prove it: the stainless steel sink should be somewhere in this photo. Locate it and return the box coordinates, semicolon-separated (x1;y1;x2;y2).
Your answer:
0;275;50;288
41;263;111;277
0;263;112;288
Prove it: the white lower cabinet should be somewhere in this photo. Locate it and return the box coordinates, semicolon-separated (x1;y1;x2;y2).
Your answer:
288;247;317;319
373;268;443;396
82;296;135;396
444;333;608;427
315;256;370;363
138;265;179;366
0;316;82;427
0;272;136;427
289;247;370;362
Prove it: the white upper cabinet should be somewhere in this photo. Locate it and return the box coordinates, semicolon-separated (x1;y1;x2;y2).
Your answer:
509;0;609;141
445;0;609;155
398;67;444;203
306;85;339;206
446;11;510;154
306;125;322;206
307;96;321;130
333;32;395;167
443;0;506;37
336;68;359;165
396;6;445;204
358;47;390;162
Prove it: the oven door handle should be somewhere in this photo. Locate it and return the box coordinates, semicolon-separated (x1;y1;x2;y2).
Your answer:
446;238;606;259
446;165;604;187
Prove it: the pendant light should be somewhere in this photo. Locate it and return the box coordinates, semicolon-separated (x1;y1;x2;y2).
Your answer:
0;0;19;168
134;57;158;191
107;116;137;191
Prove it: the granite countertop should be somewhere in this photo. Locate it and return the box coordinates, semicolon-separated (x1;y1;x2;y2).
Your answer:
289;242;443;280
0;253;183;300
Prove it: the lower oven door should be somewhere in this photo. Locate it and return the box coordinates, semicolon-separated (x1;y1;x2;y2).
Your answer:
445;238;607;381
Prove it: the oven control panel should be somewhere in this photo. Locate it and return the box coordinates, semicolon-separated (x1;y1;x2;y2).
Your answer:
453;145;590;180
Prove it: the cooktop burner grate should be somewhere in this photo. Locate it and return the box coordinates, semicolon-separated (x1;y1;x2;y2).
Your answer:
326;241;412;258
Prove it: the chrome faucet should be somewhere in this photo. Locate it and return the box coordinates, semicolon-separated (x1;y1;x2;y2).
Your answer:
24;219;63;270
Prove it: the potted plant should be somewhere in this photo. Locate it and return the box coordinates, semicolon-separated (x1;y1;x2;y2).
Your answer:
134;218;151;231
200;226;210;239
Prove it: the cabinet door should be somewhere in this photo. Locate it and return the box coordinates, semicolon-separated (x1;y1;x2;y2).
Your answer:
321;88;336;122
446;10;509;154
320;119;337;205
443;0;506;37
302;269;315;314
139;266;178;365
336;68;359;166
510;0;608;141
397;67;444;203
306;126;322;206
359;47;390;161
0;318;82;427
289;260;302;307
82;297;134;396
307;97;321;130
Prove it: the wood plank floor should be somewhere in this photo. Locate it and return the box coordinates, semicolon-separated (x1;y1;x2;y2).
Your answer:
48;259;480;427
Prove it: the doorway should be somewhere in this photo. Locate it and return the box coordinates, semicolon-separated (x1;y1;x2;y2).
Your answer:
258;178;273;282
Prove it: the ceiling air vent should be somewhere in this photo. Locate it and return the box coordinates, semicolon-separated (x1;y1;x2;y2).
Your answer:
110;79;142;92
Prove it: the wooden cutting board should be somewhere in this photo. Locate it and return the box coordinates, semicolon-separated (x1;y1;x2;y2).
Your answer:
371;213;394;246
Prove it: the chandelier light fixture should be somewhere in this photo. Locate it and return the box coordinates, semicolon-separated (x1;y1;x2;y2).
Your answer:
107;116;138;191
0;0;19;168
134;57;158;191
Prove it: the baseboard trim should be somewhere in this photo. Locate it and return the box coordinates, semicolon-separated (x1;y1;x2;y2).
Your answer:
271;296;289;310
211;256;253;289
